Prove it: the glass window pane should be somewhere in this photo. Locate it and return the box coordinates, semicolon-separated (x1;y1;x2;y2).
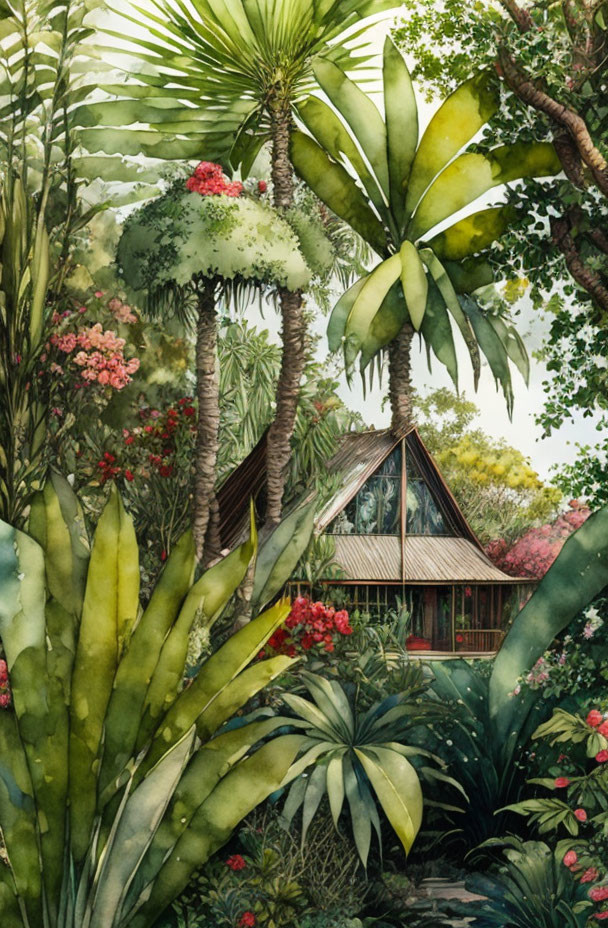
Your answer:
406;480;446;534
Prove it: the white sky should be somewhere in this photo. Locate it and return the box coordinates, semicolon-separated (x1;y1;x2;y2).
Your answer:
92;3;602;481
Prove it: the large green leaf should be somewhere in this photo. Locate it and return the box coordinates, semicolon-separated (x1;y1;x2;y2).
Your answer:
410;142;560;240
383;37;417;228
399;240;427;330
427;206;512;261
327;276;367;353
460;295;514;416
290;131;387;254
128;735;306;928
251;500;315;612
444;256;494;294
356;745;423;855
490;505;608;739
486;313;530;386
406;71;500;214
359;281;408;370
312;58;389;197
344;254;402;364
69;487;140;863
419;276;458;388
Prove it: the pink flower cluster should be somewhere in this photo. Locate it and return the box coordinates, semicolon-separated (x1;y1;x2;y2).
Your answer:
49;322;140;390
0;659;11;709
261;597;353;659
486;500;591;579
186;161;243;197
107;297;137;324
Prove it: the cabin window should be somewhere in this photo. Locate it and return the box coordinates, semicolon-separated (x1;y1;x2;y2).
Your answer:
328;445;401;535
405;450;447;535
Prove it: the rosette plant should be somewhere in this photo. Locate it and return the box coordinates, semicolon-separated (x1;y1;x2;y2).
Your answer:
117;166;313;561
280;671;461;865
290;39;561;429
0;473;306;928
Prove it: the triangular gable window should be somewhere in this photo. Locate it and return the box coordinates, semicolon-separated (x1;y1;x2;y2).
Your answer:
405;448;448;535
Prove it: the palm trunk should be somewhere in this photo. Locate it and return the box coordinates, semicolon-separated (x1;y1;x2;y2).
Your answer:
193;277;220;562
388;322;415;436
265;95;306;527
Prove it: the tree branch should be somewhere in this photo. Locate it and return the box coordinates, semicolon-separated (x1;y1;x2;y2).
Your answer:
551;213;608;313
497;0;535;31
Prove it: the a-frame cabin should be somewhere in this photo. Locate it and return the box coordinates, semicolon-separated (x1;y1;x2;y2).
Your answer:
217;426;532;657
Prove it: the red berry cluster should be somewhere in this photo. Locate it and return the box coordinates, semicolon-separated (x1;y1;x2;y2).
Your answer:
186;161;243;197
261;597;353;659
0;659;11;709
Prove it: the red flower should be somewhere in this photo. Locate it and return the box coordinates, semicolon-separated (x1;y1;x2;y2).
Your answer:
301;634;314;651
238;913;256;927
574;808;587;822
124;469;134;482
225;854;246;871
582;869;600;884
456;633;464;643
587;710;604;728
563;850;578;867
159;465;173;477
598;721;608;737
182;405;195;417
596;750;608;763
124;436;134;445
258;180;267;194
590;887;608;902
594;913;608;921
554;777;570;788
161;550;167;562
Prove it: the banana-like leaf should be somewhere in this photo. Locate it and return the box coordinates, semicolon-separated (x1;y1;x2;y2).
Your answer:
99;531;196;797
490;505;608;740
419;276;458;388
313;58;389;197
406;71;500;214
251;500;315;612
69;488;140;863
460;295;514;416
344;254;402;365
356;745;423;856
399;240;427;330
137;600;291;776
359;281;408;370
410;142;560;240
88;728;196;928
427;206;512;261
327;276;367;353
290;130;387;254
127;735;306;928
486;313;530;386
444;256;494;294
383;37;417;227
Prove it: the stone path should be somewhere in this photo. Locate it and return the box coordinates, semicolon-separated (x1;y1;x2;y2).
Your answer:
417;878;486;927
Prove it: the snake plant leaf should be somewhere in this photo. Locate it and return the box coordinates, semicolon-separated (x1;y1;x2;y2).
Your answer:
88;728;196;928
427;206;513;262
405;70;500;215
444;256;495;294
344;254;402;364
327;751;346;827
486;314;530;386
301;764;327;845
99;530;196;797
410;142;560;240
490;505;608;740
251;500;315;612
359;282;408;371
460;295;514;417
290;130;387;254
399;240;428;331
128;735;306;928
419;249;481;387
327;276;367;353
0;711;42;925
136;509;257;753
356;746;423;856
298;96;386;214
383;37;417;227
312;57;389;197
69;487;140;864
343;753;373;866
419;276;458;388
138;599;292;775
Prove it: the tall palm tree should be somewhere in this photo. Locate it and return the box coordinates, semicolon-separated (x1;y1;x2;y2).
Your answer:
290;39;561;433
77;0;397;526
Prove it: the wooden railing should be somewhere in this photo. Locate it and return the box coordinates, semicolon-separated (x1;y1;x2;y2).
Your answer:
454;629;504;652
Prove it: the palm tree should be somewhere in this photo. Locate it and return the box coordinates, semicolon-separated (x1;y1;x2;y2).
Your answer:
79;0;398;526
290;39;561;433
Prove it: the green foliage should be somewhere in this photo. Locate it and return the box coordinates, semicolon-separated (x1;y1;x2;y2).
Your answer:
466;838;592;928
291;39;559;412
117;182;312;305
0;478;306;927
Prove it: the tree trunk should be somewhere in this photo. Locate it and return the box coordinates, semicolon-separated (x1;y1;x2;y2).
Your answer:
388;322;415;436
193;277;220;563
265;95;306;527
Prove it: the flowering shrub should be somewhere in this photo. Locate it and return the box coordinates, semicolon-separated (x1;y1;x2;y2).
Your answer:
0;658;11;709
186;160;244;197
505;705;608;924
486;499;590;579
258;597;353;660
